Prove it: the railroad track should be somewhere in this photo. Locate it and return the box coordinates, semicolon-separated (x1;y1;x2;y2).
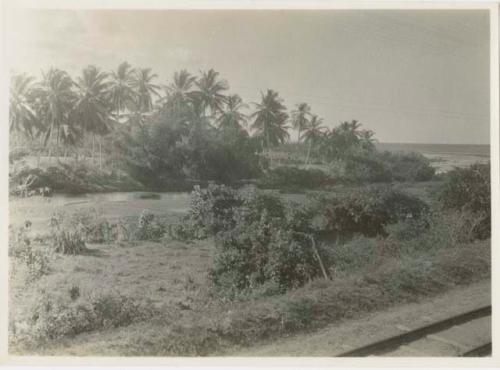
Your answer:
337;305;491;357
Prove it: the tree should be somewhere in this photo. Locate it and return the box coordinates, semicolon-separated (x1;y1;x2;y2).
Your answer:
108;62;137;122
132;68;161;113
191;69;228;119
250;89;290;165
216;94;247;132
359;129;377;152
291;102;311;143
163;69;197;111
33;68;77;159
73;65;113;168
301;114;326;166
9;74;39;145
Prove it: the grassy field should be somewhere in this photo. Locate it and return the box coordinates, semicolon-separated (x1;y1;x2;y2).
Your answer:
8;180;490;356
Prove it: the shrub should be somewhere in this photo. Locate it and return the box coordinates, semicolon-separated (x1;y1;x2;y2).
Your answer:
341;155;393;183
210;192;328;298
15;291;156;343
440;163;490;212
9;225;52;283
328;236;377;276
258;166;332;190
320;185;429;241
177;184;244;239
49;212;87;255
9;163;143;196
69;208;113;243
276;298;315;331
135;210;166;241
439;163;490;240
378;151;435;182
211;216;324;298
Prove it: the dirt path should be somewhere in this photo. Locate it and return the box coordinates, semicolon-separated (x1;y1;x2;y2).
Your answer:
228;280;491;356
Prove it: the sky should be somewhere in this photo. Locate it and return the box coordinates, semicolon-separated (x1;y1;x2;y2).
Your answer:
5;8;491;144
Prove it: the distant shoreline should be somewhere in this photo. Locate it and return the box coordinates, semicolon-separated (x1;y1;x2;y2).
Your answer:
376;142;490;158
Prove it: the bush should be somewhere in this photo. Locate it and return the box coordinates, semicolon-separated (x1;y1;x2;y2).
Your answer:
440;163;490;212
120;108;262;187
69;208;113;243
320;185;429;241
328;236;377;276
49;212;87;254
135;210;167;241
258;166;333;190
209;191;328;298
14;291;156;343
211;216;324;298
341;155;393;183
378;151;435;182
9;225;52;283
276;298;315;331
175;184;244;239
9;163;144;196
439;163;490;240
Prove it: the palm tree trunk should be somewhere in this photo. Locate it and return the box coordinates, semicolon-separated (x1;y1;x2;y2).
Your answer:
99;138;102;171
92;133;95;166
266;133;273;168
305;140;312;168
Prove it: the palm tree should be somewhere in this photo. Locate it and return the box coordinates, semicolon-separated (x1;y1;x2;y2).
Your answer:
163;69;197;110
216;94;247;132
108;62;136;123
359;129;377;152
9;74;39;146
132;68;161;113
191;69;228;120
33;68;77;160
73;65;113;168
291;102;311;143
301;115;326;166
250;89;289;165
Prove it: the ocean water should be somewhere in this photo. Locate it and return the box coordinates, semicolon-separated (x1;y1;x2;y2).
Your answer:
376;143;490;173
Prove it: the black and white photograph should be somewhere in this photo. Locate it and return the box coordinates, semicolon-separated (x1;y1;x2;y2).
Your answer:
2;1;498;362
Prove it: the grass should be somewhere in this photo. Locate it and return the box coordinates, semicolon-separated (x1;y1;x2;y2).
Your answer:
8;180;491;356
9;230;490;355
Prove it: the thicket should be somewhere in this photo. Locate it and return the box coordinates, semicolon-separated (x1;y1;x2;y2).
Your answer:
317;185;430;241
172;184;432;298
439;163;490;240
377;151;436;182
257;166;333;190
119;108;262;189
11;291;156;345
9;162;143;195
326;151;435;184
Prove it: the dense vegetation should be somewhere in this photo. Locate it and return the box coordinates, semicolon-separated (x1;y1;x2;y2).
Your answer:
10;64;437;195
8;62;491;356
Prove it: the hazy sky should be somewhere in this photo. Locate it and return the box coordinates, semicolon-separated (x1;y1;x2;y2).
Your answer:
5;9;490;144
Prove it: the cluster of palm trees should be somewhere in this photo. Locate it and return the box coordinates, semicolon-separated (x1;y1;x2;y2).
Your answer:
10;62;375;171
290;105;376;166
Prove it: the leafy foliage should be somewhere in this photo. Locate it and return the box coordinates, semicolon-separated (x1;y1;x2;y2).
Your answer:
319;185;430;241
377;151;435;182
49;213;87;255
69;208;114;243
15;292;155;343
258;166;333;190
9;224;52;283
439;163;490;239
135;210;167;241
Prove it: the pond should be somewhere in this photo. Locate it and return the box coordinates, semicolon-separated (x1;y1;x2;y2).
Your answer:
9;191;192;232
